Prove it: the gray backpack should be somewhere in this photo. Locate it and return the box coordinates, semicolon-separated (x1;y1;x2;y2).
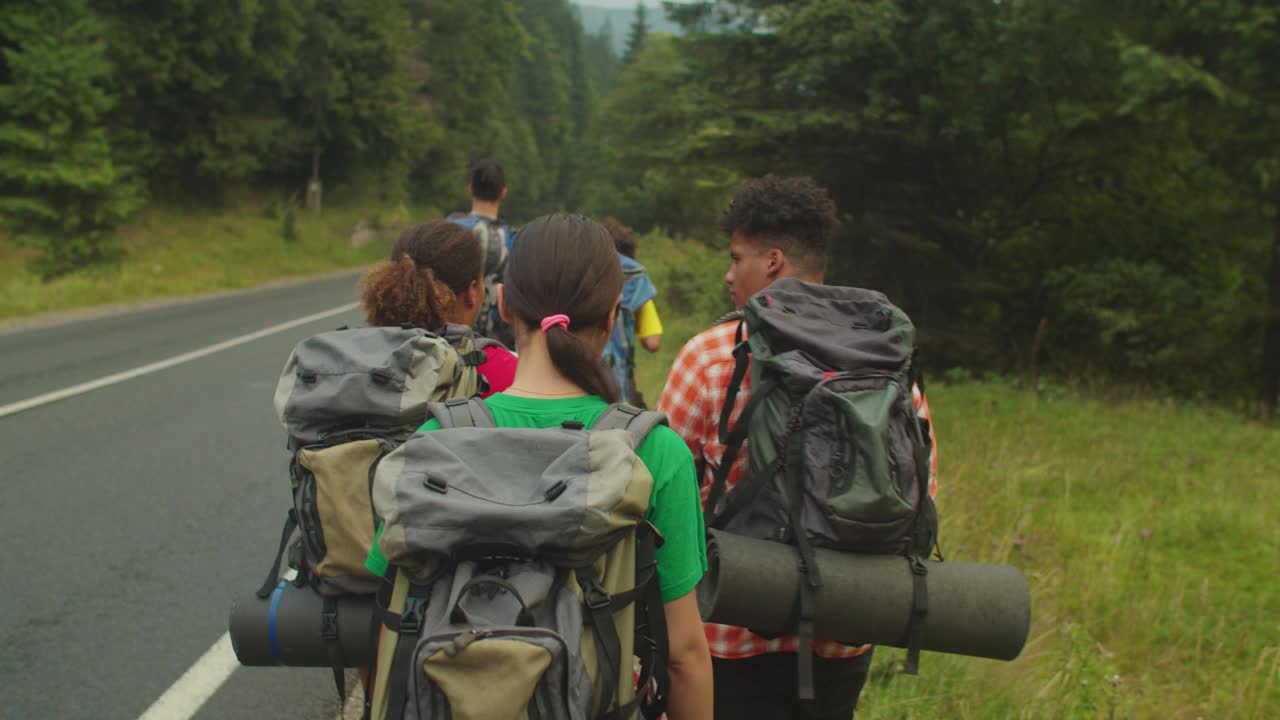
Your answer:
453;212;513;347
703;278;938;692
256;325;489;697
369;399;670;720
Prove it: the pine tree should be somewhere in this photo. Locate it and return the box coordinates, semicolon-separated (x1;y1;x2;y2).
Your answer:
623;3;648;65
0;1;140;279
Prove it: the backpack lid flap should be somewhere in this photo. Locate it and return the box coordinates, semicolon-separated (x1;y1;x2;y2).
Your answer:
276;326;459;447
372;426;653;570
746;278;915;374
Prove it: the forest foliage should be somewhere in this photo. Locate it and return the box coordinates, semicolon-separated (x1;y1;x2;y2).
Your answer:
0;0;1276;411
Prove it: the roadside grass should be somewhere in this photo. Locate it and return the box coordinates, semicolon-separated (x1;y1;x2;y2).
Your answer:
635;232;1280;719
0;201;423;321
853;379;1279;719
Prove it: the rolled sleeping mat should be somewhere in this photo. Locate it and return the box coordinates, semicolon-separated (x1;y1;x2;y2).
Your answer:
698;530;1031;661
229;581;379;667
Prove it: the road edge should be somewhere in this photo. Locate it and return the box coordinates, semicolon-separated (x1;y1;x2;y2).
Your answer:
0;266;368;336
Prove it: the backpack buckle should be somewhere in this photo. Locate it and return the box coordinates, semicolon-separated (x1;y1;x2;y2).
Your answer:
321;609;339;641
582;578;611;611
398;597;425;635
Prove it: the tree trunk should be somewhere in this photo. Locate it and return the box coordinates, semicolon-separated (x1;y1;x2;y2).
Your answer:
1259;203;1280;420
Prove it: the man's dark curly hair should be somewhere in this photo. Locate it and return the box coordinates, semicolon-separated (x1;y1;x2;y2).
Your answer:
719;175;837;275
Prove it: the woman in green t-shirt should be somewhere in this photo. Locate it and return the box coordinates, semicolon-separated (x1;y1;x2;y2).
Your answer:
368;213;713;719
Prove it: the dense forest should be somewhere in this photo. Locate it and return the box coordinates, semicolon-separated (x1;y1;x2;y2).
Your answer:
1;0;1276;415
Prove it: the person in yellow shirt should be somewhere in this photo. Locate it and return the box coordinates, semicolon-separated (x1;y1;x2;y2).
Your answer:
635;294;663;352
601;217;663;405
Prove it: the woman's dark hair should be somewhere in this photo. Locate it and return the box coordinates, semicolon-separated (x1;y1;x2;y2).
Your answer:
468;159;506;202
358;220;482;329
601;217;636;258
504;213;623;402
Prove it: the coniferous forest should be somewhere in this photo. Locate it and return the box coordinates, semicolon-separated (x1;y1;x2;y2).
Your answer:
1;0;1277;416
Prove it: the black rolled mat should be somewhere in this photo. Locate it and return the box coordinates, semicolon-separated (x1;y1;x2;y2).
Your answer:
230;582;378;668
698;530;1031;661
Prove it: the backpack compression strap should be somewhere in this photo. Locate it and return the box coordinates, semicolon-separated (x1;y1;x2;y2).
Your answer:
634;522;670;720
575;521;670;720
586;406;671;718
382;580;433;720
322;596;345;701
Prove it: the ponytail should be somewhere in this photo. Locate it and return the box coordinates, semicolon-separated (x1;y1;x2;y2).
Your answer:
503;214;625;402
358;256;457;329
544;323;622;403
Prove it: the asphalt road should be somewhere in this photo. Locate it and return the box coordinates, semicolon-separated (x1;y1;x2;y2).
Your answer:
0;273;371;719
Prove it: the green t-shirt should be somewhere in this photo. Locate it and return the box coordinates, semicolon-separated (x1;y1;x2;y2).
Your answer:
364;393;707;603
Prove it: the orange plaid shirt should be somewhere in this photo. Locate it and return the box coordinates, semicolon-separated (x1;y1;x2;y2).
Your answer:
658;319;939;660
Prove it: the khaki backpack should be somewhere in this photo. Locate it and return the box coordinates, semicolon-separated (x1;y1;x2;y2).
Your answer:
369;399;670;720
257;324;490;698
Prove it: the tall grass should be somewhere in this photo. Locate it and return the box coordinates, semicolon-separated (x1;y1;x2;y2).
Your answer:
850;380;1278;719
0;201;420;320
634;232;1280;719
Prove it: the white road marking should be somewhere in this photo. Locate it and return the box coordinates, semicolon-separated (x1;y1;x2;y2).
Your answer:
0;302;359;419
136;633;239;720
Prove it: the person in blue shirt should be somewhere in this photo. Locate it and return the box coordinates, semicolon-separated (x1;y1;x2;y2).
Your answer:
601;217;663;406
447;159;515;347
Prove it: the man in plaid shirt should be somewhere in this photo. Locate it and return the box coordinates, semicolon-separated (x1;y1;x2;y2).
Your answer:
658;176;938;719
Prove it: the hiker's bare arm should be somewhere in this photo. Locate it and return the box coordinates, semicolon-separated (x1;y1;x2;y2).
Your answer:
641;334;662;352
663;590;713;720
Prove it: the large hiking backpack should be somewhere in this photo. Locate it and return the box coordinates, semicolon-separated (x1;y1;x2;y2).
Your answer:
256;324;491;696
448;212;513;346
703;278;938;695
369;399;670;720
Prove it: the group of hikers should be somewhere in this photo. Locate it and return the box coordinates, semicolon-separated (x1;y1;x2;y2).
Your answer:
267;159;939;720
422;159;664;405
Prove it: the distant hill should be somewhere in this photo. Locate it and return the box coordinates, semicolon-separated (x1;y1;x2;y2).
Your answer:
575;2;684;54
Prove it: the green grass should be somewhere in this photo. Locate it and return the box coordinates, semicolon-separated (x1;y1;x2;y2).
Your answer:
634;232;1280;719
845;380;1279;719
631;229;735;402
0;201;424;321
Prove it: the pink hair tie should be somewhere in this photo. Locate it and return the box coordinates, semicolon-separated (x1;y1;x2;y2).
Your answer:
540;314;571;333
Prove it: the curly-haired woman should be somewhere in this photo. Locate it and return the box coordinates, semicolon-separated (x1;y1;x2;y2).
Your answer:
358;220;517;396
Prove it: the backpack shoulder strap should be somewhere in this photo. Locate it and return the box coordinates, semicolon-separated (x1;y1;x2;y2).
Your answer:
592;403;667;446
428;397;496;429
437;324;491;366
